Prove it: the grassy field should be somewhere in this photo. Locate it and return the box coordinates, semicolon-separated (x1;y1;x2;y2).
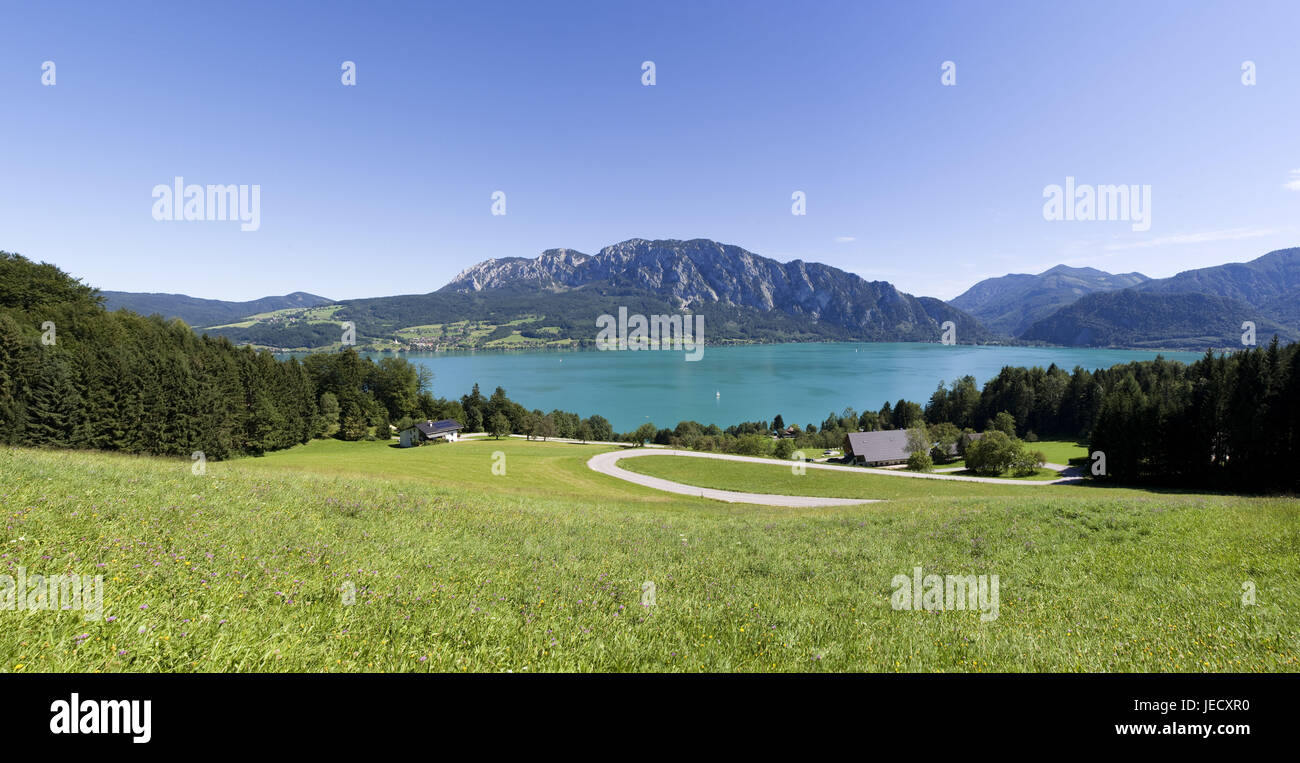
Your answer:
945;466;1063;481
620;455;1077;499
389;317;575;350
204;304;344;330
1025;440;1090;465
1;439;1297;673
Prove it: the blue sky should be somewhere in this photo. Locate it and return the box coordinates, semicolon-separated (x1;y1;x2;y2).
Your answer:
2;0;1298;301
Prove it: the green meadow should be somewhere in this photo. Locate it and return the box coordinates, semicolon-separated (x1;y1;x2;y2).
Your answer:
1;439;1297;673
620;455;1069;499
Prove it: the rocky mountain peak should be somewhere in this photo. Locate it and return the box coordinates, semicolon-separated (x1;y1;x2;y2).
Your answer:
439;238;992;342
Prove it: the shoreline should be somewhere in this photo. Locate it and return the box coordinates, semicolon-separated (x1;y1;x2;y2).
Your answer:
268;337;1229;359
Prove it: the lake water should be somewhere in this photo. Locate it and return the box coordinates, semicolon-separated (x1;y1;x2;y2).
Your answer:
380;343;1203;432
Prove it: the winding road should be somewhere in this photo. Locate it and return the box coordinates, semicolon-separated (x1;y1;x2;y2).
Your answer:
586;448;1082;507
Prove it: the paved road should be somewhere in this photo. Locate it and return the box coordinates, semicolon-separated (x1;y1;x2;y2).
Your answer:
586;448;1083;507
586;449;881;507
460;433;662;448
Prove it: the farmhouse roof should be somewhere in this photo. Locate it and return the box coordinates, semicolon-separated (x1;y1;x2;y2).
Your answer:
413;419;463;436
844;430;911;462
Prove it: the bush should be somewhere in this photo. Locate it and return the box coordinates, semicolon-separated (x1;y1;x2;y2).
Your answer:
731;434;770;456
966;431;1041;476
965;431;1017;475
1009;450;1039;477
631;422;657;445
772;438;795;460
907;450;933;472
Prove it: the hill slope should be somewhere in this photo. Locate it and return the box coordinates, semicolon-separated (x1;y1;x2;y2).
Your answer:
101;290;333;327
1135;247;1300;303
949;265;1148;336
1020;247;1300;348
1020;289;1299;348
4;440;1296;672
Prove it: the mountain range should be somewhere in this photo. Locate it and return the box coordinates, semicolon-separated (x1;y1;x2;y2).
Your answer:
100;290;332;328
441;238;991;343
1015;248;1300;347
97;240;1300;352
950;265;1150;336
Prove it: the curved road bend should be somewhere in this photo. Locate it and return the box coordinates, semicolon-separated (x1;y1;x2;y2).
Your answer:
586;448;1082;507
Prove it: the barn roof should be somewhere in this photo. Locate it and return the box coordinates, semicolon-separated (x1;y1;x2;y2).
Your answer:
843;430;911;463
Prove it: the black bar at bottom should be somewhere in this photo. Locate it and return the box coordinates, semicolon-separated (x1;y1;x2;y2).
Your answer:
2;673;1288;751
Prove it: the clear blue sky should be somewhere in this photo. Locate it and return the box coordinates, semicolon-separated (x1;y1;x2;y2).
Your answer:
2;0;1297;301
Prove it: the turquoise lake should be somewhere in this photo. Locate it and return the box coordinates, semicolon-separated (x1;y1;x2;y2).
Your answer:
377;343;1203;432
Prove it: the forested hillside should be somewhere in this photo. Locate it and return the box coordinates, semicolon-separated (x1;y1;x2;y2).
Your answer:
101;290;332;327
949;264;1149;336
2;252;317;458
1019;290;1299;348
0;252;621;459
1015;248;1300;348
